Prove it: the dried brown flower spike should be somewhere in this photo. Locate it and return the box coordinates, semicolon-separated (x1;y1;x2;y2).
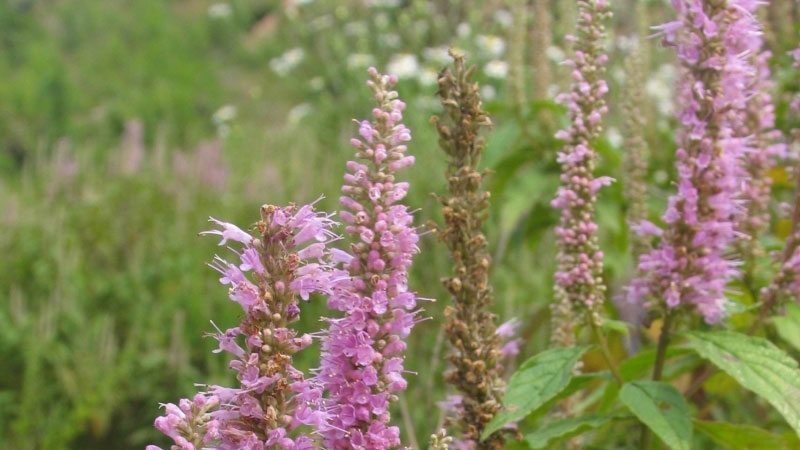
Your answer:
431;50;505;450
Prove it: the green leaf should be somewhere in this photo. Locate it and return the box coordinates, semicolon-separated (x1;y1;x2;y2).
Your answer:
619;381;692;450
773;303;800;353
693;420;788;450
619;347;691;381
482;122;520;169
481;346;588;440
525;413;619;449
686;331;800;436
602;319;632;338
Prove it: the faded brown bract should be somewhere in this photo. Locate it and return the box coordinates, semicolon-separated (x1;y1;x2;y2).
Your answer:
430;51;506;450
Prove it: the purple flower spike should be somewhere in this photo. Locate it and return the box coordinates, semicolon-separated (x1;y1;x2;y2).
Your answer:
150;203;338;449
627;0;763;323
551;0;612;343
315;67;420;450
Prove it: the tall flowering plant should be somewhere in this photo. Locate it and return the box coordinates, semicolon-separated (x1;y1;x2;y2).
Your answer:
314;67;420;450
431;52;506;449
627;0;761;325
149;204;337;450
550;0;612;343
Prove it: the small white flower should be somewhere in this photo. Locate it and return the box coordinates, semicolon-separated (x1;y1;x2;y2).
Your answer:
417;68;438;87
387;54;420;79
367;0;400;7
484;60;509;79
494;9;513;28
456;23;471;38
309;77;324;91
476;35;506;58
423;46;451;65
379;33;401;48
607;127;622;148
344;21;368;36
347;53;376;70
374;12;390;28
480;85;497;101
213;105;237;124
270;48;305;76
545;46;565;62
288;103;313;126
309;15;333;32
207;3;232;19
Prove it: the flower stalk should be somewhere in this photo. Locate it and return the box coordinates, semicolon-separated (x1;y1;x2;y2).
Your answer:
316;67;420;450
431;51;505;449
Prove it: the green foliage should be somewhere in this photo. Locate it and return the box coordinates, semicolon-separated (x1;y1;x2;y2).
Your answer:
693;420;790;450
619;381;692;450
525;413;625;449
772;303;800;353
481;346;589;440
686;331;800;436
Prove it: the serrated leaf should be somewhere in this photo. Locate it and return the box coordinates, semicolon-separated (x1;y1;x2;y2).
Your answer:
619;381;692;450
686;331;800;436
773;303;800;353
525;413;618;449
481;346;588;440
693;420;788;450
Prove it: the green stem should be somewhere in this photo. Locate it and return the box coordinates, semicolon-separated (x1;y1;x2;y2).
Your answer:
641;312;674;449
590;317;624;385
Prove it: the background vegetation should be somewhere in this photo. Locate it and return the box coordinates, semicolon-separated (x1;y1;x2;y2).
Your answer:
1;0;798;448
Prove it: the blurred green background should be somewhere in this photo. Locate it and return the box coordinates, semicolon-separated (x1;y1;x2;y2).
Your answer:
1;0;798;448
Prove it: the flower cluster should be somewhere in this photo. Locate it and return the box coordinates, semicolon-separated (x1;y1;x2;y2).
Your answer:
315;67;420;450
736;40;785;267
431;51;505;449
150;203;338;450
551;0;612;341
627;0;762;323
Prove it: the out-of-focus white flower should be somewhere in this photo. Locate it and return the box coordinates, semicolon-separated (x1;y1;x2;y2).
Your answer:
347;53;376;70
607;127;622;148
309;15;333;32
545;46;565;62
213;105;237;125
208;3;232;19
309;76;324;91
494;9;513;28
417;68;438;87
615;35;637;52
480;84;497;101
344;21;368;36
457;23;471;38
412;20;429;35
387;53;420;79
484;60;509;79
288;103;313;126
367;0;401;6
476;34;506;58
645;64;676;116
374;12;390;28
654;170;669;185
379;33;401;48
612;67;625;84
547;84;560;99
423;46;451;65
270;48;305;76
